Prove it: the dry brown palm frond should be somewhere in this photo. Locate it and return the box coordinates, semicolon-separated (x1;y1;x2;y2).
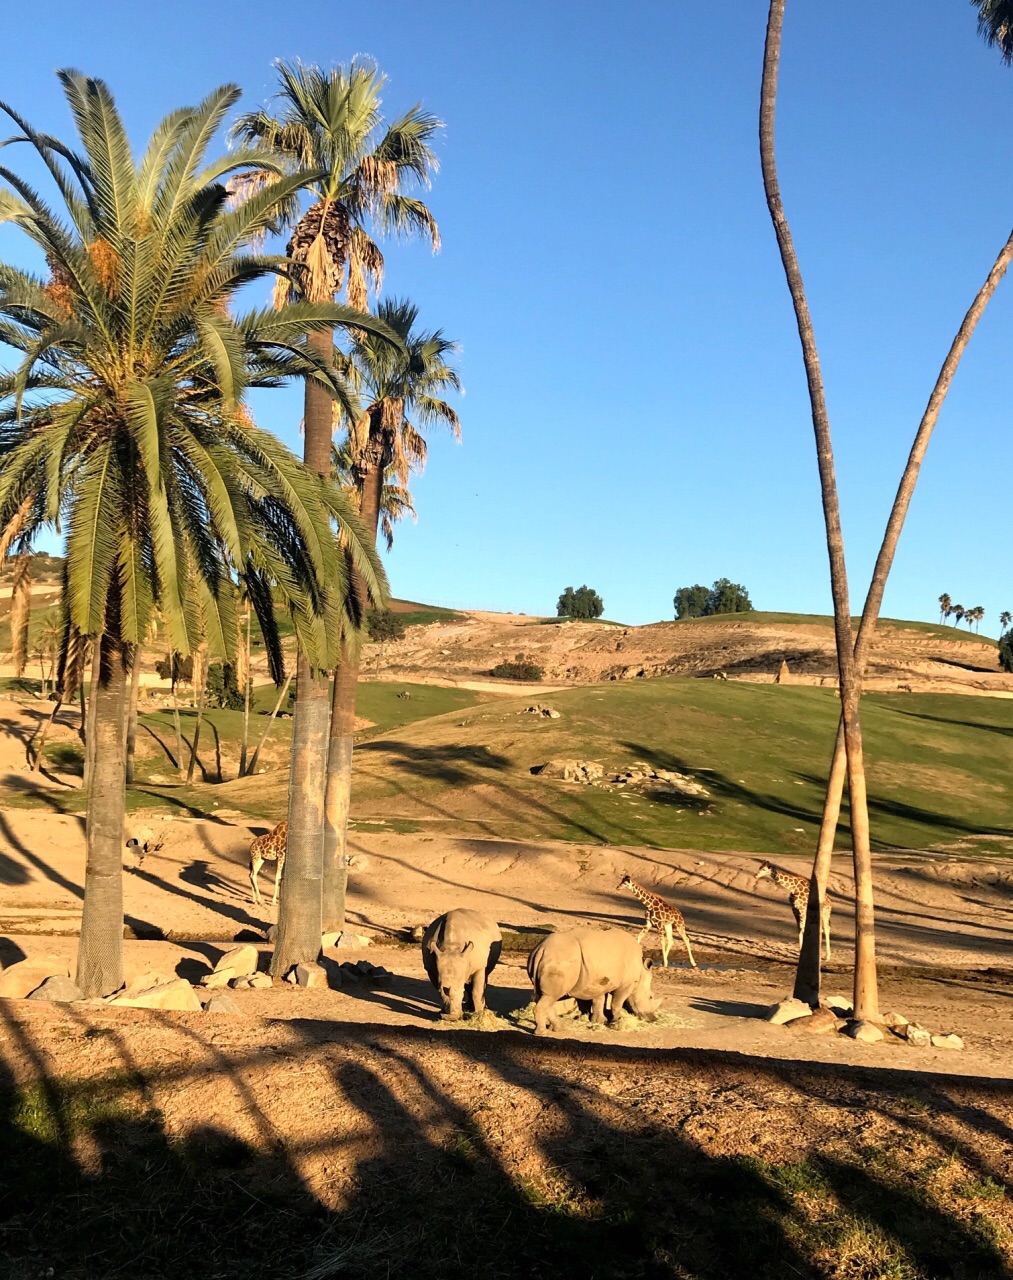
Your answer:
86;238;120;298
10;553;31;677
226;170;283;251
356;156;400;201
287;199;351;302
347;226;385;312
60;625;88;701
0;496;35;561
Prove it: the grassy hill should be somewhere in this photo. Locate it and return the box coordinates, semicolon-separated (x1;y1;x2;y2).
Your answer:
210;677;1013;856
672;610;999;646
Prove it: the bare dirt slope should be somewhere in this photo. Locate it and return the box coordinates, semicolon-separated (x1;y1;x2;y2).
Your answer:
380;610;1010;695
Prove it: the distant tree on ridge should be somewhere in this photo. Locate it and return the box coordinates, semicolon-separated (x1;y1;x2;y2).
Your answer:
557;585;604;620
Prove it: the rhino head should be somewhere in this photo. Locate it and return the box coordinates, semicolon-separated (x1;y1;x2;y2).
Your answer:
432;939;475;1020
626;959;659;1022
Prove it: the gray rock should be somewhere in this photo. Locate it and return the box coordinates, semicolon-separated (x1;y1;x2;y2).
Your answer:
292;962;328;989
766;998;813;1025
27;975;84;1004
0;957;71;999
109;979;202;1011
824;994;854;1016
931;1032;964;1050
247;973;273;989
204;993;241;1015
213;944;259;978
841;1019;884;1043
882;1010;909;1030
904;1023;931;1047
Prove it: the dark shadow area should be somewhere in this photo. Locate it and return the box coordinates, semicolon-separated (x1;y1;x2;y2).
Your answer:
357;740;511;784
0;1004;1011;1279
689;996;772;1019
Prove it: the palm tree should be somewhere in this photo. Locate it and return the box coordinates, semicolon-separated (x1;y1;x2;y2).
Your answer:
999;610;1011;632
323;298;459;927
788;4;1013;1012
954;605;966;628
973;1;1013;60
232;60;440;958
333;437;418;552
938;593;952;624
0;72;386;995
761;1;879;1024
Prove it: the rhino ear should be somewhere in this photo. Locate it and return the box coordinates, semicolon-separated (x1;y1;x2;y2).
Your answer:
644;958;655;970
461;940;474;955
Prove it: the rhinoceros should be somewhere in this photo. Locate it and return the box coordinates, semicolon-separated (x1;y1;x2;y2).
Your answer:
527;926;658;1035
422;909;502;1020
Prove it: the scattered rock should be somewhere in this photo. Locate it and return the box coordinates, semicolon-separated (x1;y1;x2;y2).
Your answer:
266;925;278;943
213;944;259;978
532;759;604;784
607;764;710;799
291;962;328;990
324;931;373;950
904;1023;932;1047
841;1019;884;1043
204;993;241;1015
27;975;84;1004
202;968;236;989
0;957;71;1000
521;704;560;719
824;995;854;1017
247;973;272;989
409;925;425;942
109;979;202;1012
121;971;173;997
931;1032;964;1050
339;961;391;985
786;1007;839;1035
321;931;340;950
766;998;813;1025
882;1010;909;1030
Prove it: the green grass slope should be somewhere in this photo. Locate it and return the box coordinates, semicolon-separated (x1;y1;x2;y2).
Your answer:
672;610;999;646
313;678;1013;854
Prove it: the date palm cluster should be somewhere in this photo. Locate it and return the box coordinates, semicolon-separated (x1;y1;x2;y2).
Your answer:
0;62;460;993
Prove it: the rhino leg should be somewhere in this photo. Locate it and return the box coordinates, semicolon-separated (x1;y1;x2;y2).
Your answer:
470;966;487;1015
533;992;558;1035
589;994;606;1026
607;982;636;1028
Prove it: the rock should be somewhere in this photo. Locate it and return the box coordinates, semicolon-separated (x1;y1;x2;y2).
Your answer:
266;925;278;943
409;925;425;942
521;704;560;719
331;932;371;949
110;979;202;1012
931;1032;964;1050
247;973;272;989
27;975;84;1004
775;659;790;684
904;1023;931;1047
0;957;71;1000
121;971;174;997
202;968;236;989
841;1019;884;1043
213;944;259;978
230;976;254;990
321;931;341;950
766;998;813;1025
533;759;604;784
882;1010;909;1030
291;962;328;990
786;1007;839;1035
824;995;854;1016
204;993;241;1015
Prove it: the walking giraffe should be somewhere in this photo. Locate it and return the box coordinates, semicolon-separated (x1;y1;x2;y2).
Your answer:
618;874;697;967
754;860;832;959
249;821;287;907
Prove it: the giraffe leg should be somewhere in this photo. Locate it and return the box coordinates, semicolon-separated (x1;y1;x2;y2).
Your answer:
793;907;804;951
250;854;263;906
635;924;650;945
679;927;697;968
660;923;673;968
272;855;283;907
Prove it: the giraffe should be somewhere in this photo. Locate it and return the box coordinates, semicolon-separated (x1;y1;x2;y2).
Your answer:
618;874;697;968
754;860;832;959
249;821;287;907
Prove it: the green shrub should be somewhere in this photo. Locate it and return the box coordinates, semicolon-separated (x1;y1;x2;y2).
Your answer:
491;653;543;681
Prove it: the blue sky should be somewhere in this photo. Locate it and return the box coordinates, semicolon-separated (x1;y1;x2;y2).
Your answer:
2;1;1011;629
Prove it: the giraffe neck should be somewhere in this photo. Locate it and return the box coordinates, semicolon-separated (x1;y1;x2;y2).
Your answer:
770;867;805;894
628;879;656;905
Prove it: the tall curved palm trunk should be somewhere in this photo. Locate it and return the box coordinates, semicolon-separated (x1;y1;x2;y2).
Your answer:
793;225;1013;1005
760;0;878;1022
76;625;129;996
323;428;385;931
272;328;334;975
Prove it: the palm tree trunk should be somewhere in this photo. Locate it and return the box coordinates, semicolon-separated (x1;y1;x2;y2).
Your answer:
171;679;185;781
246;673;292;775
125;649;142;785
76;628;128;997
761;0;878;1022
10;552;30;679
322;449;383;932
273;326;334;972
186;682;206;784
29;697;62;773
793;221;1013;1006
239;599;252;778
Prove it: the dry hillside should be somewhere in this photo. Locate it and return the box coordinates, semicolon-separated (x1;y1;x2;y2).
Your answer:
379;610;1011;696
